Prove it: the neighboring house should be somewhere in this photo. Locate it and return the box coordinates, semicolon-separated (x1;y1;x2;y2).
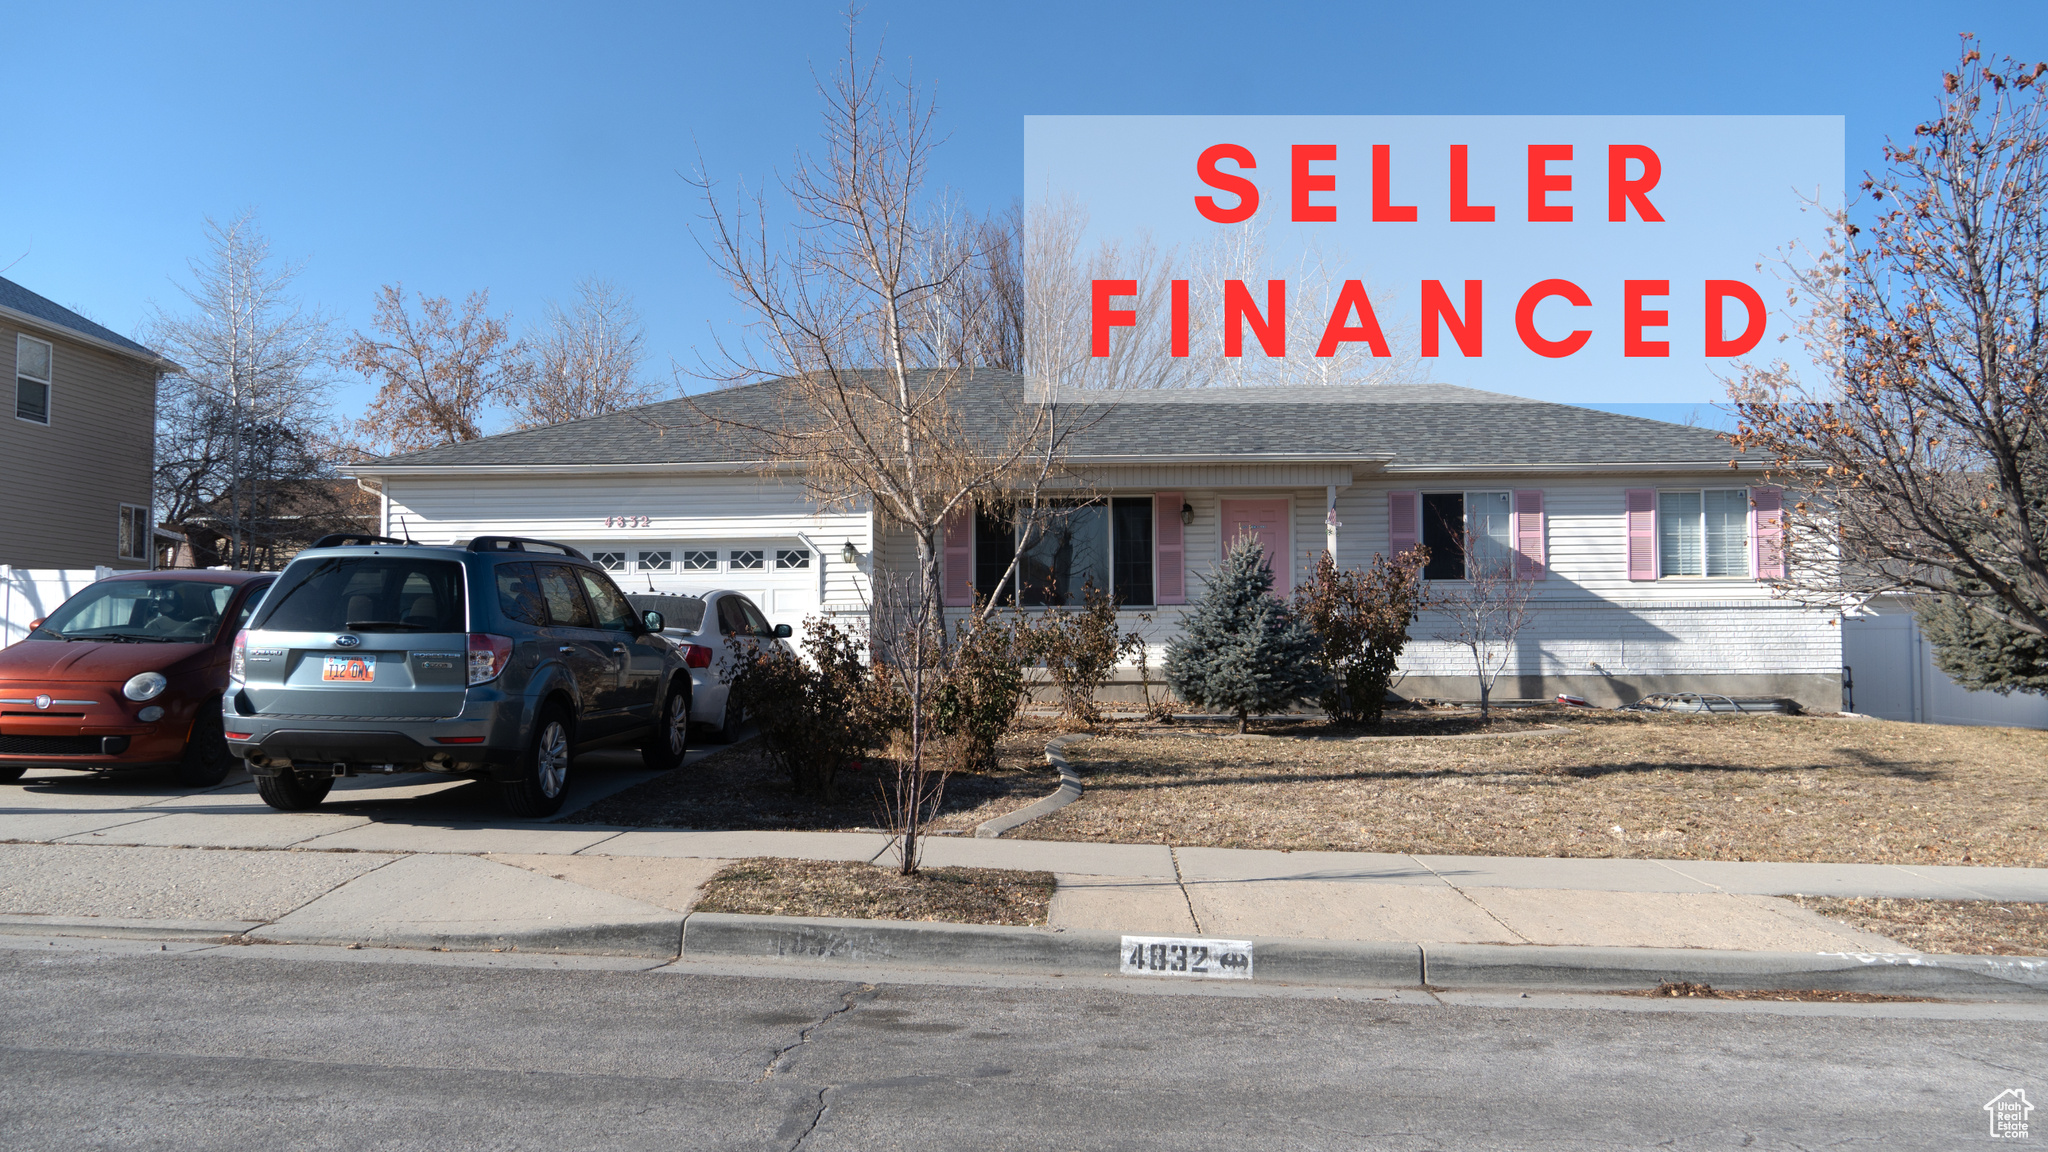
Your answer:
0;275;176;569
345;370;1842;712
166;478;382;571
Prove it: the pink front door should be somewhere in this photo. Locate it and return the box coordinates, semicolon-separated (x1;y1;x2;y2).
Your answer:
1219;499;1291;596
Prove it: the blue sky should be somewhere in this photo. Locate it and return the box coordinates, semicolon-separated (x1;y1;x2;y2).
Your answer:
6;1;2044;434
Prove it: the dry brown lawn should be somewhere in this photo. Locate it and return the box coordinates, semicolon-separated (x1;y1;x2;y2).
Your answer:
1020;709;2048;867
1787;896;2048;956
694;858;1054;926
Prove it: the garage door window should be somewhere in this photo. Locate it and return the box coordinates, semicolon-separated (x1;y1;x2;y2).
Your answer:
593;551;627;572
682;550;717;571
639;551;671;572
775;548;810;570
731;550;764;571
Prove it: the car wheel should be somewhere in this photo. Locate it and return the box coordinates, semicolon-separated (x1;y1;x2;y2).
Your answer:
256;771;334;811
709;699;745;744
170;704;238;788
0;763;26;784
642;684;690;771
502;706;573;818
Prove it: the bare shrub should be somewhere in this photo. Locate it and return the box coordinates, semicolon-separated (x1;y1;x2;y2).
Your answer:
1294;547;1430;725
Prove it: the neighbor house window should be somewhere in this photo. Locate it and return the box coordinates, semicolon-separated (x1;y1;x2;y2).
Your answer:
1658;489;1750;577
638;551;672;572
593;551;627;572
117;504;150;561
775;548;810;570
730;549;764;571
681;549;718;571
16;334;52;424
974;498;1154;608
1420;491;1512;580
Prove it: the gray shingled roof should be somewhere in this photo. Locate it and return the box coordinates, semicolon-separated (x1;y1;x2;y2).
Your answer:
0;275;167;365
360;369;1735;472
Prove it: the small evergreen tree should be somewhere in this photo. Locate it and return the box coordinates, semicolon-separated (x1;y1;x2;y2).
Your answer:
1165;536;1330;732
1917;594;2048;696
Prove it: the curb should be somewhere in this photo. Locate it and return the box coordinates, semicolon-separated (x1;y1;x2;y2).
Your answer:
250;917;688;959
974;733;1090;839
0;914;265;941
678;912;2048;999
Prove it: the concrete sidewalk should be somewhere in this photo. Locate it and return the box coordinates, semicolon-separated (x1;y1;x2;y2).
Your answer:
2;763;2045;980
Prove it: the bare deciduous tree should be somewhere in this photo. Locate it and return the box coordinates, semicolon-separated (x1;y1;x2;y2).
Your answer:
1428;559;1533;721
347;285;525;453
149;212;344;569
509;278;662;428
1730;37;2048;637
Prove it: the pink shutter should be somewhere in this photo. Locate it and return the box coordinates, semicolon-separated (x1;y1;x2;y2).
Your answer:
1154;492;1186;604
1388;491;1420;558
942;505;974;606
1513;489;1547;580
1625;489;1657;581
1752;486;1785;579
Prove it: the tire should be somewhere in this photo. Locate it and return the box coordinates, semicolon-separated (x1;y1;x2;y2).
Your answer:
0;763;27;784
170;704;237;788
708;700;744;745
502;706;574;818
641;684;690;772
256;770;334;811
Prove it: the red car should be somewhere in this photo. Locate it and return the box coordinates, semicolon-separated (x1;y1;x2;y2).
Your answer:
0;570;274;787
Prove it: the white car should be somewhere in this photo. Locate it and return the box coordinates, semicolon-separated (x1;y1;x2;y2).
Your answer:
625;590;794;742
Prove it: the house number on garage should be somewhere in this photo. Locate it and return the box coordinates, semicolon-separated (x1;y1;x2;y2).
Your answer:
604;516;653;528
1119;935;1254;979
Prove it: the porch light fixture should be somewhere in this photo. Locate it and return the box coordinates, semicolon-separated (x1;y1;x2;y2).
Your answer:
840;540;860;565
1180;502;1195;526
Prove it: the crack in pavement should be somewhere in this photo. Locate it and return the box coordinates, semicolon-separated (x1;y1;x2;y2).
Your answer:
1169;847;1204;935
784;1085;834;1152
760;983;876;1081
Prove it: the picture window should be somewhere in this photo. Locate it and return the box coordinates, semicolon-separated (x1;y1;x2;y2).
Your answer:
973;498;1154;608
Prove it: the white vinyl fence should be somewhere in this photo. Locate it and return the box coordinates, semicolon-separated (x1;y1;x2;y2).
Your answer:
1841;596;2048;730
0;566;149;647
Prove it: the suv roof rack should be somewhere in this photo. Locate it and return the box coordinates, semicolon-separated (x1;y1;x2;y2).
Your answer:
466;535;588;560
308;533;414;549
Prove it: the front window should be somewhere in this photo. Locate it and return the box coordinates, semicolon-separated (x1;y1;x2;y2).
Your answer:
33;579;234;643
1659;489;1750;577
1421;491;1511;580
975;498;1154;608
16;334;52;424
253;557;467;633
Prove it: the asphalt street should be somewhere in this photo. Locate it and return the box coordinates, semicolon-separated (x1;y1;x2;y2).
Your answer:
1;940;2040;1151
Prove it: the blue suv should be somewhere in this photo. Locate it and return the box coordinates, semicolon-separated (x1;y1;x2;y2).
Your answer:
226;535;692;817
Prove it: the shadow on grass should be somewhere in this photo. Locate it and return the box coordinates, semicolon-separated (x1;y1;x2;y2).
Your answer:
564;737;1059;830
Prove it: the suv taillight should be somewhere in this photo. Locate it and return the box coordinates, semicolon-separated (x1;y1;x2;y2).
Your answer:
682;643;713;669
468;634;514;685
230;630;248;681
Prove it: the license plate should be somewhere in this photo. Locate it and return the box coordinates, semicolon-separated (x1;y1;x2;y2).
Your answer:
321;655;377;682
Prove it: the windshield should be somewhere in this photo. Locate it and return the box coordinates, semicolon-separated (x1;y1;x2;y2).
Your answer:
253;556;467;633
627;594;706;632
35;580;235;643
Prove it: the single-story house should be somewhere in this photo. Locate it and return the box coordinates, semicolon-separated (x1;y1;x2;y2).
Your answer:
345;369;1840;712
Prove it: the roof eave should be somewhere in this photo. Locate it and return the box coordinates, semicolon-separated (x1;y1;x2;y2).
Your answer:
0;303;180;372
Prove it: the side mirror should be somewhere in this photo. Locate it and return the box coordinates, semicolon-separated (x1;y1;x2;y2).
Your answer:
773;623;793;638
642;610;665;633
27;618;44;632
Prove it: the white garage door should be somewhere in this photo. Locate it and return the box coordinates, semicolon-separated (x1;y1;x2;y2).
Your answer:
577;539;824;642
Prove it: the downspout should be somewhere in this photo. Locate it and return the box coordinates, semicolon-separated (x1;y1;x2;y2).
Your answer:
355;476;388;537
1325;484;1341;566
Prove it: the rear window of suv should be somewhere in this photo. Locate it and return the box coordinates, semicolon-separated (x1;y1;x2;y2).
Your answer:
253;556;468;633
